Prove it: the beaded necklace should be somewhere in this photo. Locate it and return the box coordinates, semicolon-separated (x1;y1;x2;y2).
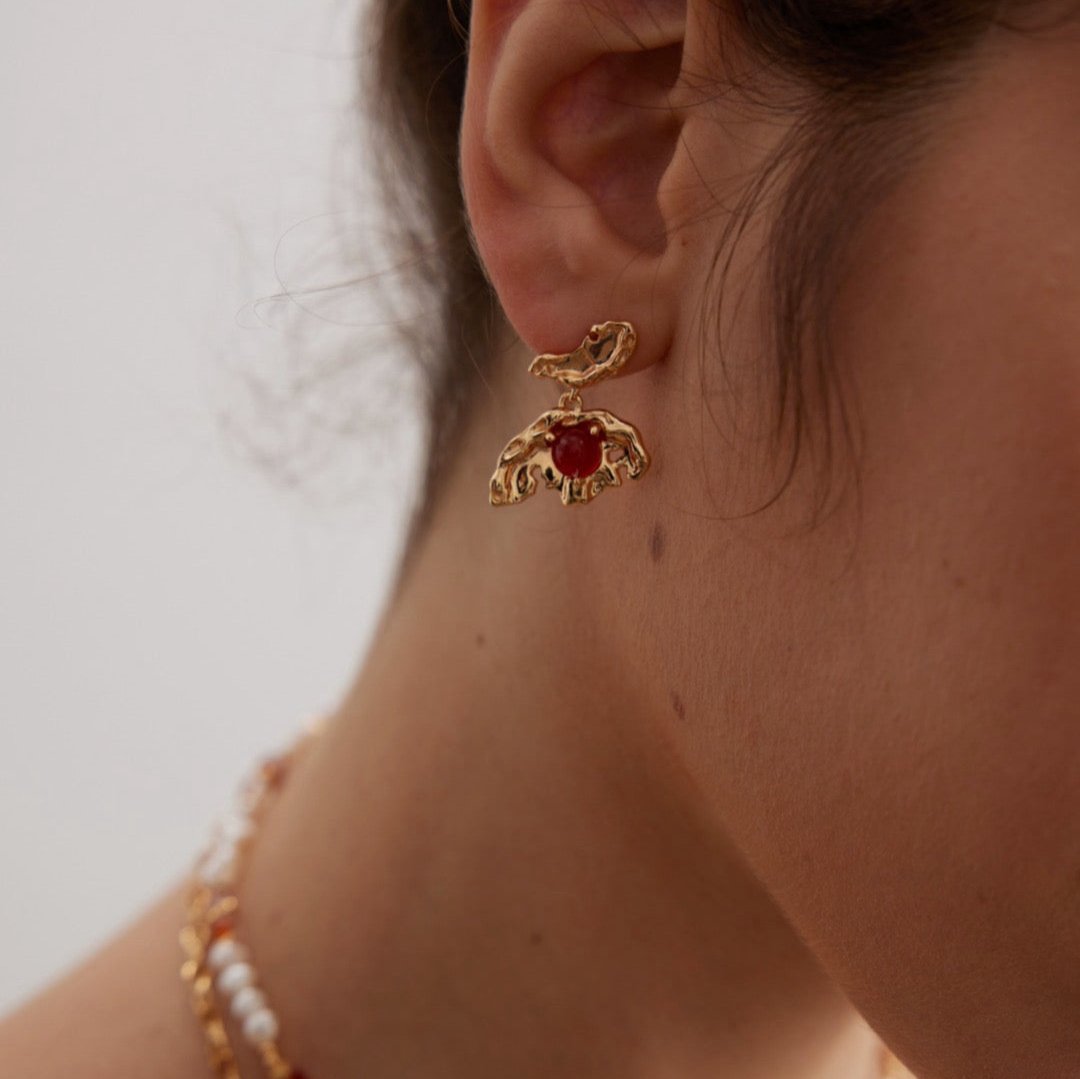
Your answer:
179;727;915;1079
180;733;313;1079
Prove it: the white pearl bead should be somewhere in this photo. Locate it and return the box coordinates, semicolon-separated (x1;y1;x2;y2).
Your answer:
206;937;248;972
216;961;256;997
217;813;254;842
230;985;267;1021
198;843;237;886
237;770;267;810
235;787;263;813
242;1006;280;1046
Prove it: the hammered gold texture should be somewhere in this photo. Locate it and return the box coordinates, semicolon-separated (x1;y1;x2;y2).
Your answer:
181;751;312;1079
489;320;651;507
528;319;637;387
490;406;649;506
180;891;241;1079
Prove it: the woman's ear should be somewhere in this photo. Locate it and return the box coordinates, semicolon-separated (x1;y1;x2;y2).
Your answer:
460;0;695;368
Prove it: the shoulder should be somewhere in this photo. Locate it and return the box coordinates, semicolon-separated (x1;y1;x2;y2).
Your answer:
0;885;208;1079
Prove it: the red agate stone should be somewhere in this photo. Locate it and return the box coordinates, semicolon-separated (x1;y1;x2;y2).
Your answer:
209;916;236;941
551;421;603;478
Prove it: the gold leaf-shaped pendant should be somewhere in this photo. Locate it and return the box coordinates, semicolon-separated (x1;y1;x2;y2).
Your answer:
489;321;650;507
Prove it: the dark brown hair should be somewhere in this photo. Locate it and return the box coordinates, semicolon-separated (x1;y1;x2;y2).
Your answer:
364;0;1016;544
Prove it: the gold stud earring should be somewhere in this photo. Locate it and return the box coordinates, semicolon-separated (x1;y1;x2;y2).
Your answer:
489;320;651;507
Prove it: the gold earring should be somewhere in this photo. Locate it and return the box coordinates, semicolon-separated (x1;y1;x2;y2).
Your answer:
489;320;651;507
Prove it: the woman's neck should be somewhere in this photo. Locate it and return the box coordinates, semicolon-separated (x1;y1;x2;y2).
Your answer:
233;410;884;1079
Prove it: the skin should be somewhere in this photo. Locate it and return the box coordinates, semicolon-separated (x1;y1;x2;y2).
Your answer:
2;2;1078;1077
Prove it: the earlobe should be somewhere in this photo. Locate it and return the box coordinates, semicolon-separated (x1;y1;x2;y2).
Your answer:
461;0;689;366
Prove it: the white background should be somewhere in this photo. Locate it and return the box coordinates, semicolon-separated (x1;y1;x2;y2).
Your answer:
0;0;421;1011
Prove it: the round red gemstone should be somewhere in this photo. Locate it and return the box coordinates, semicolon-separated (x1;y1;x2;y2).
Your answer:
551;421;603;478
209;917;236;941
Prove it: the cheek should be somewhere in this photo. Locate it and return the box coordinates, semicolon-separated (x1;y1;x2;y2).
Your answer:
650;57;1080;1075
848;88;1080;723
787;98;1080;1067
846;37;1080;650
840;148;1080;856
801;133;1080;1063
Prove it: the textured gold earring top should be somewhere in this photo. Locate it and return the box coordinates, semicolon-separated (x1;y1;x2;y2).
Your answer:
528;320;638;388
489;321;650;508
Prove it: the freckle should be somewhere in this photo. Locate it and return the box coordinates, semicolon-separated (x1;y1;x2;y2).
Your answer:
529;930;545;946
475;633;486;647
649;522;665;563
670;690;686;721
953;576;966;589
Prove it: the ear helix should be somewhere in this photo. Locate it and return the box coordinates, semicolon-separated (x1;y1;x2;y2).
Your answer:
488;321;651;507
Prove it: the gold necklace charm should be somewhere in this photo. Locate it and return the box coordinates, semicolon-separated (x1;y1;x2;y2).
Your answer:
489;320;651;507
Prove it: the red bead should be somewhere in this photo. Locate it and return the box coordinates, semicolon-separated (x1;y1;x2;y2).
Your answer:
551;421;603;478
260;756;287;788
209;917;235;942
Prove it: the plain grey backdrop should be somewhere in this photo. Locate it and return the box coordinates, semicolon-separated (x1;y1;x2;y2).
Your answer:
0;0;420;1011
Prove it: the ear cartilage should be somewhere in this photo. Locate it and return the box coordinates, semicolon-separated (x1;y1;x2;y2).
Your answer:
489;321;651;507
